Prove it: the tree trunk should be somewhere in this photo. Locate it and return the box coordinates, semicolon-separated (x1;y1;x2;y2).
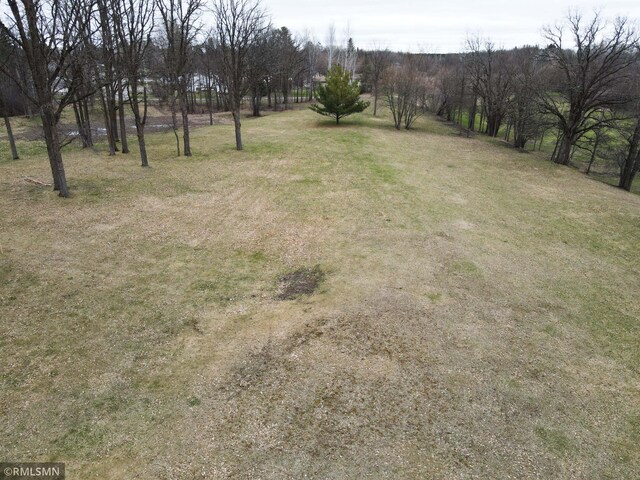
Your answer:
41;106;69;197
97;84;116;156
618;119;640;191
118;82;129;154
457;79;465;127
207;87;213;125
513;117;528;149
373;85;379;116
171;95;180;156
111;91;119;144
181;91;192;157
172;112;180;156
97;0;118;149
101;81;118;149
252;92;262;117
283;83;289;110
128;81;149;167
251;85;261;117
618;156;639;191
586;135;601;175
486;113;502;137
504;121;512;141
232;107;242;150
538;129;547;151
135;118;148;167
191;77;197;111
514;134;527;149
553;133;573;165
468;95;477;131
72;102;89;148
82;98;93;147
4;115;19;160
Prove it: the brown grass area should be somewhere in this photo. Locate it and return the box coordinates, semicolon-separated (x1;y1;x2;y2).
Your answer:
1;106;639;479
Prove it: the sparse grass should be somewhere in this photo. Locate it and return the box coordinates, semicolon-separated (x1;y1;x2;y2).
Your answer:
1;103;639;479
535;426;572;456
441;112;639;194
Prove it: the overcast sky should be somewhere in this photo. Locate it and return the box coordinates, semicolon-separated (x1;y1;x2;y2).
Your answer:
265;0;640;53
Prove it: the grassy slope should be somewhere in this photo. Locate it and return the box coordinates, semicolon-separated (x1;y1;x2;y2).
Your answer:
449;110;639;195
1;107;639;479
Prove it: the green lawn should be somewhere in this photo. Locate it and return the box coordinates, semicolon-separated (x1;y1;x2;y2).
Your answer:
1;105;639;478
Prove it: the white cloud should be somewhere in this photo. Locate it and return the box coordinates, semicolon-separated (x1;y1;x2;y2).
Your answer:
265;0;640;52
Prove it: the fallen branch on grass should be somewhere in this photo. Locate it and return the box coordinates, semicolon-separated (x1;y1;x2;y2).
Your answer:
23;176;52;186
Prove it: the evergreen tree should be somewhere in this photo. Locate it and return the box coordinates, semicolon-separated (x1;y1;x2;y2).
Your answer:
310;64;369;124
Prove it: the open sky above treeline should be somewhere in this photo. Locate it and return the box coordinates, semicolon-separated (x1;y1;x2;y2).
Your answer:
265;0;640;53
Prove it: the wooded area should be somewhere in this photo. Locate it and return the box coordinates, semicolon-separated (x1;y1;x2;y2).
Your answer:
0;2;639;193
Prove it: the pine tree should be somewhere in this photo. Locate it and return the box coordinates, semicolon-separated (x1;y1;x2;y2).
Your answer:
310;64;369;124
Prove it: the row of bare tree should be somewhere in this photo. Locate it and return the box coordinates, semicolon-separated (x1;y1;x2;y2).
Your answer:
357;13;640;191
0;0;198;196
429;13;640;191
0;0;331;196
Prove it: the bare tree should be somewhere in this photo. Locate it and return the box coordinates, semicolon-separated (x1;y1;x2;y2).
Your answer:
301;37;320;101
539;12;638;165
0;0;93;197
66;22;95;150
326;22;335;70
466;37;513;137
0;30;21;159
212;0;269;151
617;118;640;190
0;93;19;159
434;57;465;123
616;58;640;190
383;56;427;130
245;28;273;116
114;0;155;166
273;26;303;110
95;0;120;155
508;46;545;149
581;111;613;175
156;0;203;157
363;46;391;116
339;36;357;78
197;34;221;124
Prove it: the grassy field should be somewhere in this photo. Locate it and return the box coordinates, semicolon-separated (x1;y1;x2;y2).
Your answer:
448;109;639;195
1;105;639;479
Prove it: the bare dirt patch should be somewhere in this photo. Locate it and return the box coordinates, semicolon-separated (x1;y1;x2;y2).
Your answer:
276;265;324;300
